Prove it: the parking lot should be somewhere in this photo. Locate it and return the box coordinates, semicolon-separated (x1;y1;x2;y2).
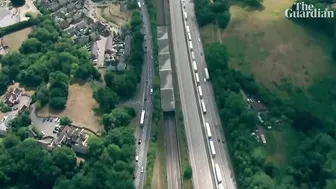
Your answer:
30;106;61;138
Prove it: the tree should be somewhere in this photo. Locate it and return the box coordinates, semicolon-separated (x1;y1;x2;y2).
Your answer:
183;165;192;179
10;0;25;7
19;38;43;54
60;116;72;126
52;147;77;173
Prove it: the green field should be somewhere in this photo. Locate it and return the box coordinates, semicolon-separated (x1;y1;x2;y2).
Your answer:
201;0;336;98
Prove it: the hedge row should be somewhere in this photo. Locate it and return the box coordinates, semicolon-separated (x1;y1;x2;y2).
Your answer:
0;18;40;37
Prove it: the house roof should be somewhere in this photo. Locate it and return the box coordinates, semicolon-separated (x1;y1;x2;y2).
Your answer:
75;36;89;45
59;0;67;6
67;3;75;10
89;32;98;41
49;3;59;12
124;35;131;57
76;21;86;30
105;35;114;52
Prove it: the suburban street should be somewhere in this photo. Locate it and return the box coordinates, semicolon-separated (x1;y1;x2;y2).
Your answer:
184;1;237;189
134;0;155;188
169;0;215;188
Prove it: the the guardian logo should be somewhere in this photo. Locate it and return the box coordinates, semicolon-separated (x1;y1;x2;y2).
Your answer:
285;2;334;18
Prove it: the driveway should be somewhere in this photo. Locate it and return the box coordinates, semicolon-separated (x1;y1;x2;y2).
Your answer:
30;105;59;138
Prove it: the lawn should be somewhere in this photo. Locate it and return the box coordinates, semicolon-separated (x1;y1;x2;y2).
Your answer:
2;27;32;52
37;83;102;135
201;0;336;96
96;4;131;28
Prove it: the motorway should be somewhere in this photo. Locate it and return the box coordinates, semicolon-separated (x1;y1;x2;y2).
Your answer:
164;112;182;189
169;0;215;188
183;1;237;189
133;1;155;189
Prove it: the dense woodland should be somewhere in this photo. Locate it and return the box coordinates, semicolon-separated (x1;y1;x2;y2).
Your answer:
0;106;136;189
0;8;147;188
206;41;336;188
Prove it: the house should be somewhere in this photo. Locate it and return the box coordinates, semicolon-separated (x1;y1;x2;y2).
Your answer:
49;3;60;12
105;35;114;54
72;13;82;24
91;42;98;59
59;7;67;14
4;88;22;106
59;19;70;29
65;26;76;35
75;20;87;30
54;126;89;154
67;3;76;12
124;34;131;58
58;0;67;7
89;32;98;41
75;3;82;10
85;16;94;25
74;36;89;46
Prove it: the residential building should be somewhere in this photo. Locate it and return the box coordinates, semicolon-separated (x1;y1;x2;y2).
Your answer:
74;36;89;46
4;88;22;106
124;34;131;58
91;42;98;59
59;0;67;7
49;3;60;12
105;35;114;54
54;126;89;154
89;32;98;41
76;20;87;31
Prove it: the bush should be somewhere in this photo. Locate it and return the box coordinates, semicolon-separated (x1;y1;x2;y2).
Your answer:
10;0;25;7
183;165;192;179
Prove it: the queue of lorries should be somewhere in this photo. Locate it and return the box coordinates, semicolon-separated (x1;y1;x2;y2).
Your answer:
183;3;225;189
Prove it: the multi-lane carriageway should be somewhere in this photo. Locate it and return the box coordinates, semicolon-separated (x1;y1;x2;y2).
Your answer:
180;0;238;188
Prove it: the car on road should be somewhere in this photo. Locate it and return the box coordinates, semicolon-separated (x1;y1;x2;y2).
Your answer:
136;156;139;162
133;173;136;180
138;139;142;145
141;167;144;173
150;88;153;94
198;38;200;42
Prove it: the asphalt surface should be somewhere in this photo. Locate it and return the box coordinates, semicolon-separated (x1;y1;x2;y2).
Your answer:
169;0;215;188
183;2;237;189
134;1;155;189
164;112;182;189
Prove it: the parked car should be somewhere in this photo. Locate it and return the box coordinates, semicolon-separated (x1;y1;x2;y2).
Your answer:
49;119;53;122
43;118;46;122
138;139;142;145
53;130;58;134
141;167;144;173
